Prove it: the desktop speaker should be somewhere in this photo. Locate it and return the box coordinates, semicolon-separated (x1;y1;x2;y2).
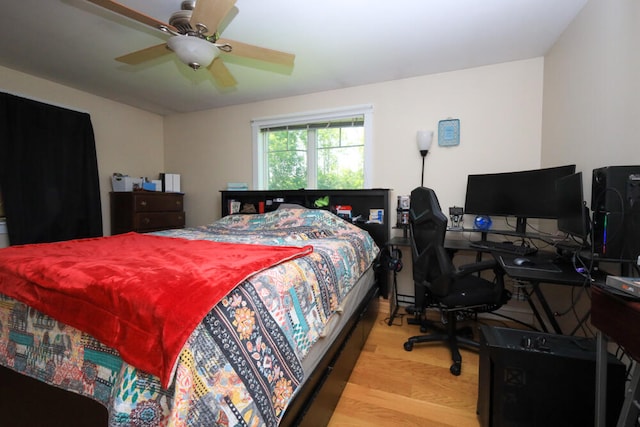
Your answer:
591;165;640;260
477;326;625;427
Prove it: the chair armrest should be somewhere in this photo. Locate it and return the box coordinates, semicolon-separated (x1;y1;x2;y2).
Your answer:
456;259;500;277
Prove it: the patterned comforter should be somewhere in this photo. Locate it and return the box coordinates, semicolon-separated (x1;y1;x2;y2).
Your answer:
0;208;379;426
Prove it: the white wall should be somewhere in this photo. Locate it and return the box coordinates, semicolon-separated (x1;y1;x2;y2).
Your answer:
165;58;545;227
1;65;165;237
542;0;640;197
541;0;640;334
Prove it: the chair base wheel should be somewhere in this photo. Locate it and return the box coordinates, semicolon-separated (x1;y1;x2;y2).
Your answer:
404;341;413;351
450;362;461;376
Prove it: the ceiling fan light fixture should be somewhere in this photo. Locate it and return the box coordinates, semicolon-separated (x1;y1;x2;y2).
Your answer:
167;35;219;70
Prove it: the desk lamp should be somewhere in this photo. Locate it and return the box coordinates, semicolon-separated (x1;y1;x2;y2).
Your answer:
417;130;433;186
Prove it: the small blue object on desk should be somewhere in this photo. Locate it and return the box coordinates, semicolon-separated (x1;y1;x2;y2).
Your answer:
474;215;492;230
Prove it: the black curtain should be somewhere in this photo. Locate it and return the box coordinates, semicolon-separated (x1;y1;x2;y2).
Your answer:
0;93;102;245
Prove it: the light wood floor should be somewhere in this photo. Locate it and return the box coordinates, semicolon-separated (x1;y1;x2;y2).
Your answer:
328;301;516;427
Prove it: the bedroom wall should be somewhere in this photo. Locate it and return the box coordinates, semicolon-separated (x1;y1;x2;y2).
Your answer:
539;0;640;334
164;58;545;228
542;0;640;193
0;66;165;238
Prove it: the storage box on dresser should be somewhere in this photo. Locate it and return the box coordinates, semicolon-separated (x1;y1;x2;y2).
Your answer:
110;192;185;235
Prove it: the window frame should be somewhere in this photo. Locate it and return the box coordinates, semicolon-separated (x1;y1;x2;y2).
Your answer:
251;104;374;190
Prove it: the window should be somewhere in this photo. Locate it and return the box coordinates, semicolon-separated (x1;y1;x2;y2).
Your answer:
252;105;373;190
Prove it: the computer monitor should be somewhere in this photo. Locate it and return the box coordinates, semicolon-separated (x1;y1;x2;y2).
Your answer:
464;164;576;234
556;172;589;244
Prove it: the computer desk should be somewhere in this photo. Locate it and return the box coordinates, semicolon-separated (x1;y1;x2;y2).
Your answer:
454;238;634;425
389;232;607;334
494;251;608;335
444;235;608;334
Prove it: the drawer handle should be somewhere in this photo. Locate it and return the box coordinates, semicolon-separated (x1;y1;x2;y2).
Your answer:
176;200;182;207
140;201;147;207
143;217;151;224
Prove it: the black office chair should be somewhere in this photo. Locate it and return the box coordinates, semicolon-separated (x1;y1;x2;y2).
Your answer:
403;187;511;375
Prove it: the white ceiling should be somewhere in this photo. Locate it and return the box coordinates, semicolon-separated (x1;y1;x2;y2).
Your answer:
0;0;588;116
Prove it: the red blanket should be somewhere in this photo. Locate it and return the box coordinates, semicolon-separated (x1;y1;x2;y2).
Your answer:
0;232;312;388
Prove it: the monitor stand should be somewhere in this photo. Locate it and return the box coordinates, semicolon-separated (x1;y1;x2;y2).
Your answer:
515;217;527;235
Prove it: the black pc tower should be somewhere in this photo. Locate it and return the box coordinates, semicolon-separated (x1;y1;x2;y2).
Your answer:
477;326;625;427
591;165;640;260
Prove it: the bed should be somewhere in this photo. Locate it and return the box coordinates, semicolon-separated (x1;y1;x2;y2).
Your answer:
0;207;381;426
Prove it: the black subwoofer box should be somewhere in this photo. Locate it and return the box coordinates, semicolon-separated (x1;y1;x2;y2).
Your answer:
591;165;640;260
477;326;625;427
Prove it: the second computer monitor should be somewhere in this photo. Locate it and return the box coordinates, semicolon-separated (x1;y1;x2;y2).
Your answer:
556;172;589;244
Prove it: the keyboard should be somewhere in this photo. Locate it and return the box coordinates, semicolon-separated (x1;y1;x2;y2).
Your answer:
469;240;538;256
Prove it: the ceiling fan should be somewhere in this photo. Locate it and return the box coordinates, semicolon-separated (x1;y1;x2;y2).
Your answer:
87;0;295;87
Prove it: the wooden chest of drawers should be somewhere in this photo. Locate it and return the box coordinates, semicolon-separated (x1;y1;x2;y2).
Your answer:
110;192;185;235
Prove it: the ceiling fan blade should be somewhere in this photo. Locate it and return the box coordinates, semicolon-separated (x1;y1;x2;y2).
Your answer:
191;0;237;35
87;0;177;32
208;58;237;87
115;44;171;65
218;38;295;67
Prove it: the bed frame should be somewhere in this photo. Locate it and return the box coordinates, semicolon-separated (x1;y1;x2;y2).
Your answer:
0;282;380;426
